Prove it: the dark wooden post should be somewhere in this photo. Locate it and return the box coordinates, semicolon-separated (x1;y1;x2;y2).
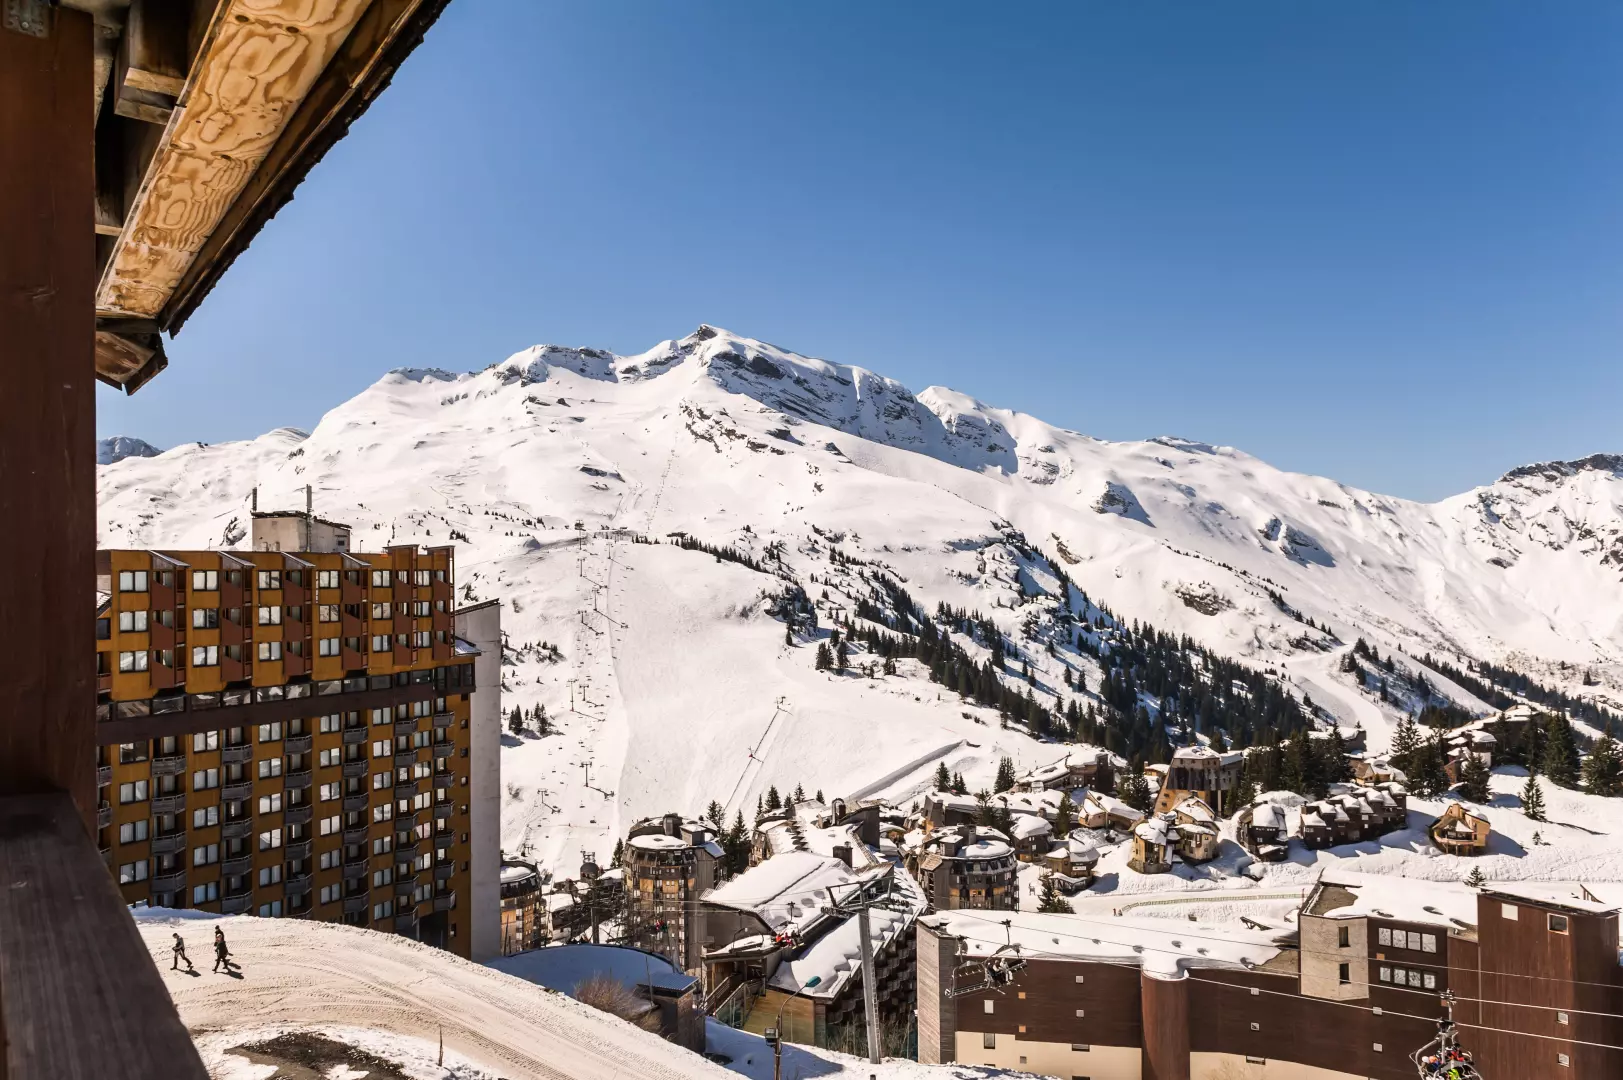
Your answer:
0;7;97;827
1141;971;1191;1080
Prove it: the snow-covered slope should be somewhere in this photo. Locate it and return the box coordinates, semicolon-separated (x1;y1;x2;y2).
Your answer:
97;435;160;465
98;326;1623;874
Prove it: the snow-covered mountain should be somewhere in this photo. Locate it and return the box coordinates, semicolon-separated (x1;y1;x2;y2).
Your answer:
98;326;1623;874
97;435;160;465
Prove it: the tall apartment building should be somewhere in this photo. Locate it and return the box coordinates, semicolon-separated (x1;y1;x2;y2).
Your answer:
93;515;499;959
621;814;723;972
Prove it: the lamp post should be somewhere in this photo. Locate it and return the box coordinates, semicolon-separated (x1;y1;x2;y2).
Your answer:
766;974;821;1080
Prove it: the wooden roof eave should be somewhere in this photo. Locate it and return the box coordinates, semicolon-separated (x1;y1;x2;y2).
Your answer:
91;0;452;393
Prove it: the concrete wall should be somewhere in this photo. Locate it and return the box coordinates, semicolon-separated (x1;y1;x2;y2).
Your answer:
954;1031;1142;1077
1190;1053;1366;1080
916;922;957;1064
250;515;350;553
456;601;502;962
1298;914;1367;1001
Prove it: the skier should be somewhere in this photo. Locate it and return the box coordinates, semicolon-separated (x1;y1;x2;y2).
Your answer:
212;926;233;972
170;932;194;972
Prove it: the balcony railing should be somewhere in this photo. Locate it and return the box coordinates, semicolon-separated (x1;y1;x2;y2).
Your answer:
221;894;253;915
342;728;368;745
432;711;454;728
96;765;112;787
284;769;312;791
150;833;186;856
343;794;369;814
284;805;313;826
151;871;185;894
222;781;251;802
432;774;454;789
342;894;369;915
432;742;454;758
222;819;252;841
222;856;252;877
434;863;455;881
222;744;254;765
342;862;369;880
343;826;370;847
343;760;367;778
150;754;186;777
284;872;311;894
152;793;185;815
284;734;313;755
96;803;112;829
393;718;418;737
433;891;457;912
285;839;312;861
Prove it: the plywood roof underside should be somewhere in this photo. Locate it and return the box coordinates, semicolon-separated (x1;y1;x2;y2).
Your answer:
80;0;450;392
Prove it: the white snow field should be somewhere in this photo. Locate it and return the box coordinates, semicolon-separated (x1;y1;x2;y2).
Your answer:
136;911;1028;1080
99;326;1623;877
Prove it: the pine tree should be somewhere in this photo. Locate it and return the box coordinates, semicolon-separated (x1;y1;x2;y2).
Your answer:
1119;770;1154;813
815;643;833;671
728;811;748;873
765;786;782;813
952;772;969;795
994;757;1017;794
1037;872;1074;913
1391;714;1421;773
1054;792;1076;837
934;762;952;791
706;800;725;829
611;838;624;867
836;641;849;671
1324;729;1353;784
1582;728;1622;797
507;706;524;736
816;789;824;803
755;794;766;825
792;783;806;804
1542;715;1580;787
785;625;794;646
1458;753;1492;803
1465;866;1486;888
975;790;995;828
1522;773;1547;822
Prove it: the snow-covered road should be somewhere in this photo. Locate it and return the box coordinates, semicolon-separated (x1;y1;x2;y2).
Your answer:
139;912;733;1080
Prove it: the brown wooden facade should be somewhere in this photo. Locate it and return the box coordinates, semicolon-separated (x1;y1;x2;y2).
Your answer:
95;544;480;958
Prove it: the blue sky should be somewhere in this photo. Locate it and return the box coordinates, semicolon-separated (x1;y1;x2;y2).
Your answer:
99;2;1623;501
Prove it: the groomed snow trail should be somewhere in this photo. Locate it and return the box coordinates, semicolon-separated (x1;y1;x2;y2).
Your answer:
140;914;733;1080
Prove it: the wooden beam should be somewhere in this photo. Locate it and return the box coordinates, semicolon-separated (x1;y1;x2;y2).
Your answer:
95;0;376;318
121;0;191;97
0;4;97;824
0;793;211;1080
165;0;443;330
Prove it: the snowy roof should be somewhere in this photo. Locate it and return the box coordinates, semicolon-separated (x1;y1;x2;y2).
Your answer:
1135;816;1173;846
703;851;886;939
490;943;696;995
627;833;689;852
1169;746;1244;766
1010;815;1053;840
919;908;1288;979
1081;791;1144;822
1308;869;1479;928
1173;797;1215;823
1250;803;1285;830
770;865;927;1001
501;862;540;885
1481;883;1620;915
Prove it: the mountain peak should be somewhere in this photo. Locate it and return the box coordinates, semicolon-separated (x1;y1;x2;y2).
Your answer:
1499;453;1623;486
96;436;160;465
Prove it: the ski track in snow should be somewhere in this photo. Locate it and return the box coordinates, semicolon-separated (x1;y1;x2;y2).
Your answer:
98;326;1623;880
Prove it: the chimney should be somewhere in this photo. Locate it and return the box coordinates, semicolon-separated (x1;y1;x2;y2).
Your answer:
305;484;313;551
831;843;853;868
251;486;258;512
661;812;680;838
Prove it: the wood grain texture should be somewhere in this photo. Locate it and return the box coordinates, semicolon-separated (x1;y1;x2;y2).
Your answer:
0;6;97;826
0;794;211;1080
96;0;373;317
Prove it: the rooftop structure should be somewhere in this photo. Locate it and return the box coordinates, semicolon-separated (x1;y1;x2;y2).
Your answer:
491;943;704;1052
621;813;724;972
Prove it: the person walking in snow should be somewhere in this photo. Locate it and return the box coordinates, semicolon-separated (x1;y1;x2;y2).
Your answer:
213;926;233;972
171;932;194;972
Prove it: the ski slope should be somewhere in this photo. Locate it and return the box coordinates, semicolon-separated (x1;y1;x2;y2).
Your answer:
99;326;1623;876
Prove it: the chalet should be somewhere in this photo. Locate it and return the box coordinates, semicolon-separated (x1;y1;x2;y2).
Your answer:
1153;745;1245;815
1301;785;1408;849
1042;833;1100;892
1352;755;1407;786
1444;730;1497;784
1128;814;1177;874
907;825;1020;910
1008;813;1054;861
1012;749;1116;793
1430;803;1491;857
1236;800;1289;861
1079;790;1146;832
1170;796;1220;862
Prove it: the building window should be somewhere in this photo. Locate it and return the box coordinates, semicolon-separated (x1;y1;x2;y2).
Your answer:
259;722;283;743
1338;962;1350;984
257;570;281;590
1377;927;1391;946
192;769;219;790
319;783;340;802
1338;926;1350;948
373;803;395;823
319;605;340;624
1070;1044;1089;1052
118;610;149;633
193;805;219;829
982;1000;994;1015
1558;1054;1570;1067
1502;904;1519;921
318;570;339;589
1548;914;1569;934
118;650;149;672
258;901;284;918
1246;1058;1266;1066
257;605;282;626
372;868;393;888
193;882;219;904
1373;1043;1383;1053
118;820;149;844
118;570;149;592
982;1033;995;1050
192;608;220;630
372;836;393;856
192;844;219;867
320;884;339;904
191;569;219;591
193;731;219;752
118;780;148;804
258;793;283;814
1557;1011;1570;1025
371;570;389;587
372;740;390;759
118;860;149;884
258;828;283;850
258;865;282;887
257;640;283;661
1424;972;1437;989
191;644;219;667
372;634;391;652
